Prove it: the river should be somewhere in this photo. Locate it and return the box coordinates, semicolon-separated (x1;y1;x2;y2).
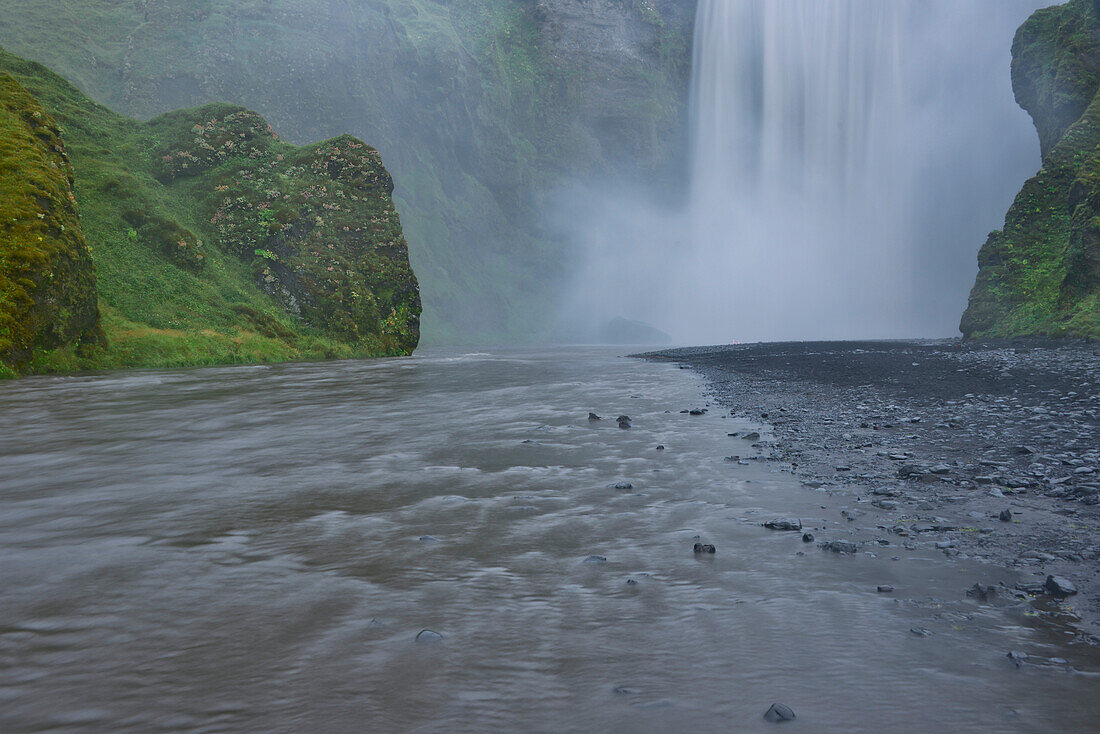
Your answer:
0;348;1096;732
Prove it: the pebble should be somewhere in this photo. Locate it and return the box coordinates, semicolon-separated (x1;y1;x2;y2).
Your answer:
693;543;717;554
763;703;796;723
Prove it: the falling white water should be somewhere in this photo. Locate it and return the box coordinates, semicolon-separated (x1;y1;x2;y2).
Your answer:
558;0;1047;345
684;0;908;341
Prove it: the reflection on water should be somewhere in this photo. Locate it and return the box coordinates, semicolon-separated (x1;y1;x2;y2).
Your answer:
0;348;1096;732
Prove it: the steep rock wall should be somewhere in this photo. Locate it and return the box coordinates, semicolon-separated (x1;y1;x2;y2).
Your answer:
961;0;1100;338
0;0;697;343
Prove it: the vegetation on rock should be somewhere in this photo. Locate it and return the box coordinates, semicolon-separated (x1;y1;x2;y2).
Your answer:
0;72;101;375
0;48;419;377
962;0;1100;339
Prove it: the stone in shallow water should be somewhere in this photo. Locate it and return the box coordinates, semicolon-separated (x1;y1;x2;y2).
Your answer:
742;432;761;441
802;533;815;543
617;415;632;429
763;703;796;722
823;540;858;554
612;481;634;490
588;412;602;421
877;585;894;593
583;555;607;564
418;535;440;543
693;543;716;554
1044;575;1078;597
764;518;802;531
415;629;443;643
999;508;1013;522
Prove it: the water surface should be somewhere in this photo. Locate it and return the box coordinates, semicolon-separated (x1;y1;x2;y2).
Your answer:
0;348;1096;732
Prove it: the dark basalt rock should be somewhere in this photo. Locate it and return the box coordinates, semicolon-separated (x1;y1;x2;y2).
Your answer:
763;703;796;723
415;629;443;643
742;432;761;441
802;533;815;543
877;585;895;593
693;543;716;554
583;555;607;564
823;540;858;554
588;412;602;421
999;508;1013;522
1044;575;1078;597
617;415;632;429
764;518;802;531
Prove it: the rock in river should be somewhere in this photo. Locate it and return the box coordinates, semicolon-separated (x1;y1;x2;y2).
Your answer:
588;412;602;421
617;415;632;429
763;703;796;722
415;629;443;643
764;518;803;531
999;508;1013;522
693;543;716;554
1044;575;1078;597
823;540;858;554
802;533;815;543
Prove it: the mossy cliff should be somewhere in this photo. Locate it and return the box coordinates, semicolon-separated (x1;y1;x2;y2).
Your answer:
0;48;419;376
961;0;1100;339
0;74;101;375
0;0;696;343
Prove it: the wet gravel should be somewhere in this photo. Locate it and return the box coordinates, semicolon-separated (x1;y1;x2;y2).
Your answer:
639;339;1100;638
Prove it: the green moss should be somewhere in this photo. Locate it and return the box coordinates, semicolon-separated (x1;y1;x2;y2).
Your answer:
0;47;420;376
961;0;1100;340
0;72;101;371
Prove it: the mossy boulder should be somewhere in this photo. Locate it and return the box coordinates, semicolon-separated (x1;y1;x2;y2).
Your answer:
961;0;1100;339
0;73;100;372
150;106;420;352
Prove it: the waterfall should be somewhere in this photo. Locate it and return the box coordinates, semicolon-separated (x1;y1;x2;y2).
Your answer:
559;0;1044;344
685;0;909;340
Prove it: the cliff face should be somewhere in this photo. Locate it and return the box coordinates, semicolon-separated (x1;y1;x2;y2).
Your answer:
0;0;696;343
0;73;100;374
0;48;419;376
961;0;1100;339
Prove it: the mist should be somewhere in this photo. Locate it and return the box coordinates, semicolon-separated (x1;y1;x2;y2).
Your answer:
557;0;1051;345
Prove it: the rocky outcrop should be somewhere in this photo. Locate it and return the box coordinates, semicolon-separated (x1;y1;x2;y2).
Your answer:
0;73;100;374
961;0;1100;339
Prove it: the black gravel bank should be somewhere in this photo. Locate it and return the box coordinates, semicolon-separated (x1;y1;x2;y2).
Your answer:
639;340;1100;638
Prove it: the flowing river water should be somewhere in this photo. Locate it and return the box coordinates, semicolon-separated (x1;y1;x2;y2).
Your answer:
1;348;1097;732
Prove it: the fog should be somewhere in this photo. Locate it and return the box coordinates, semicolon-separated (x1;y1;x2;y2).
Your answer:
558;0;1051;345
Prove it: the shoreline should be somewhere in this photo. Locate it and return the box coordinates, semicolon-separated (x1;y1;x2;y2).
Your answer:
637;339;1100;639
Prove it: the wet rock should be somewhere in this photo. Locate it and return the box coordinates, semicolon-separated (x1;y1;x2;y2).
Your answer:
693;543;716;554
656;445;665;451
998;508;1013;522
626;578;638;586
415;629;443;643
613;481;634;490
802;533;815;543
583;555;607;564
1007;650;1029;668
763;703;796;723
616;415;631;429
742;432;761;441
1044;575;1078;597
910;627;933;637
930;464;952;475
877;585;894;593
966;583;998;602
613;686;640;696
588;412;602;421
688;408;707;416
418;535;440;543
764;518;803;531
823;540;858;554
